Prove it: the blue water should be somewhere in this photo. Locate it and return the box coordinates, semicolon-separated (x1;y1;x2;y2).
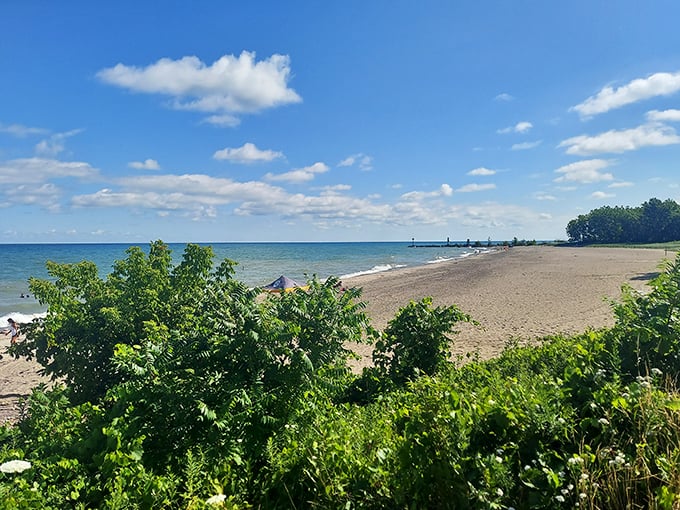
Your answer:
0;241;489;325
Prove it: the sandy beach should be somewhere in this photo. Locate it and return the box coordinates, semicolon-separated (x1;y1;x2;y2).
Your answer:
0;246;669;423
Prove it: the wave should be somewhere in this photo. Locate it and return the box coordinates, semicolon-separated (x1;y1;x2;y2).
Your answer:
0;312;47;327
341;263;407;279
426;256;457;264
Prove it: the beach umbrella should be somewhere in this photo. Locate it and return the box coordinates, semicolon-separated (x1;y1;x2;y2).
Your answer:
262;275;309;293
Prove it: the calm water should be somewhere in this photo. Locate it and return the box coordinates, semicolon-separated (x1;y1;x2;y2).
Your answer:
0;241;486;324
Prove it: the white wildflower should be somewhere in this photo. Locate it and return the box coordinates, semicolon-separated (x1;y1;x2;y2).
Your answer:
580;473;589;480
568;456;584;465
579;492;587;499
598;418;609;426
495;456;503;463
557;417;566;425
0;460;31;474
496;488;504;497
524;465;531;471
555;494;565;503
651;368;662;376
206;494;227;505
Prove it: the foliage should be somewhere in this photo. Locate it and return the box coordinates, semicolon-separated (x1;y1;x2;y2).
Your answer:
566;197;680;244
372;297;473;384
4;241;680;507
610;254;680;383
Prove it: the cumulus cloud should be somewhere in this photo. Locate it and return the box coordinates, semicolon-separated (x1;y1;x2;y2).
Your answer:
590;191;615;199
321;184;352;193
63;166;554;234
96;52;302;123
400;184;454;201
646;109;680;122
128;159;160;170
558;123;680;155
554;159;614;184
0;123;48;137
498;121;533;134
495;93;514;102
0;157;99;184
456;183;496;193
467;167;496;176
571;71;680;118
512;140;542;150
72;174;288;220
213;142;283;163
338;153;373;171
0;157;97;211
264;162;329;183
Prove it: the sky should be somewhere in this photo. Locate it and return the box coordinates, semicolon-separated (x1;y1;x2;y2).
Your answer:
2;1;680;243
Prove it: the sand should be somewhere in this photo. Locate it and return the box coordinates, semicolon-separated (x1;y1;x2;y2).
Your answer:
0;246;669;423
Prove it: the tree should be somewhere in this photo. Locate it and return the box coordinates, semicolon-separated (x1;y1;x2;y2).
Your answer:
565;198;680;244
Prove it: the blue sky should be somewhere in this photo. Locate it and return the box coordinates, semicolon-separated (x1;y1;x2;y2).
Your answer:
3;1;680;243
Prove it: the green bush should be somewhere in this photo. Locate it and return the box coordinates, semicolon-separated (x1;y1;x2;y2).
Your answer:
4;242;680;508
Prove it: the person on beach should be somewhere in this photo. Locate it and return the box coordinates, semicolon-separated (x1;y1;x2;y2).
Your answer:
4;318;19;345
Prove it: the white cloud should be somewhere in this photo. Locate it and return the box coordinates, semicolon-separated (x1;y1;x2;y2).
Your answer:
0;157;97;212
338;153;373;171
97;52;302;123
456;183;497;193
321;184;352;193
554;159;614;184
590;191;615;199
0;183;62;210
558;123;680;155
400;184;454;201
512;140;542;150
533;192;556;201
498;121;533;134
264;162;329;183
0;123;48;137
35;129;83;156
646;109;680;122
213;142;283;163
129;159;160;170
202;114;241;127
495;93;514;102
571;71;680;117
63;168;555;234
467;167;496;176
0;157;99;184
608;181;634;188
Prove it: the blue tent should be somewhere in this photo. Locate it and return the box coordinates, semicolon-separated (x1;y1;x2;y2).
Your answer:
262;275;309;293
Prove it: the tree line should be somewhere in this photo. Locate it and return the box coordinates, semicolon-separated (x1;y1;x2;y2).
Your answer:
567;197;680;244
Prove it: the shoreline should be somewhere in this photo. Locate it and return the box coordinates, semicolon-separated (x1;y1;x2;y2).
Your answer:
344;245;667;365
1;245;668;423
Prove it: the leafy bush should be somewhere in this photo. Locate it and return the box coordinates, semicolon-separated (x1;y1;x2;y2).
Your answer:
611;254;680;383
372;297;474;384
4;242;680;508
